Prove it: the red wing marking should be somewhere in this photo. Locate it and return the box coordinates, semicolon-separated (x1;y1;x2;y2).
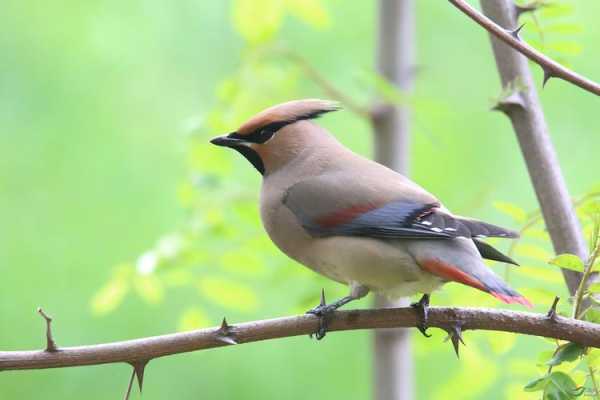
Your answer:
315;203;381;228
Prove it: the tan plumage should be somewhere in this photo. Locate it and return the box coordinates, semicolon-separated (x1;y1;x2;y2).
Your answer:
211;99;530;320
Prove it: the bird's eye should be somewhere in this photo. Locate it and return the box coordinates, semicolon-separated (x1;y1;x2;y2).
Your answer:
258;128;275;143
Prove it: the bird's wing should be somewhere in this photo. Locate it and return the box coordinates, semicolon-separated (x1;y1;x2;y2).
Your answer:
283;172;518;241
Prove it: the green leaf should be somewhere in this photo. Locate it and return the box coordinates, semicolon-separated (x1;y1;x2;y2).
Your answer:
516;266;563;284
220;251;266;276
585;309;600;324
543;23;583;35
177;307;211;332
516;244;553;261
524;375;549;392
546;343;585;367
549;254;585;272
198;277;259;312
232;0;285;44
587;283;600;294
547;41;582;57
493;201;527;224
487;331;516;355
91;278;129;315
543;371;584;400
587;348;600;368
541;4;575;18
133;275;164;305
284;0;330;28
90;264;132;315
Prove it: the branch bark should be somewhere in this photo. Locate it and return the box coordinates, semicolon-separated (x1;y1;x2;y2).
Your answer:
2;307;600;371
371;1;415;399
478;0;588;295
449;0;600;96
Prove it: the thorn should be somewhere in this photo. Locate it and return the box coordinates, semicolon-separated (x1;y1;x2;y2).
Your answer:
216;317;237;345
131;360;148;393
444;324;465;358
543;68;555;87
547;296;560;322
216;335;238;345
37;307;58;352
220;317;230;333
508;23;525;40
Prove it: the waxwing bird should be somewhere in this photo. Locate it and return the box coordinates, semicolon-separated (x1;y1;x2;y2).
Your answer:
211;99;531;339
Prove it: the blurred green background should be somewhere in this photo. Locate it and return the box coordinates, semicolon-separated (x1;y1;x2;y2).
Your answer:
1;1;599;399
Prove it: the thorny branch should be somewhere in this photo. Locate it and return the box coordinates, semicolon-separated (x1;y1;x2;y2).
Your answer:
448;0;600;96
3;305;600;374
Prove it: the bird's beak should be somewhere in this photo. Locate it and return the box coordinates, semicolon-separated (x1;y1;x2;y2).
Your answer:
210;135;249;148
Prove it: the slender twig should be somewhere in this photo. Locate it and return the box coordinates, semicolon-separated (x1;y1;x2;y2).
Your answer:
37;308;58;352
3;307;600;371
573;226;600;319
123;368;136;400
449;0;600;96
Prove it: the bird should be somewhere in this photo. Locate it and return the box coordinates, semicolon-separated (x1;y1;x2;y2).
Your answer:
210;99;531;339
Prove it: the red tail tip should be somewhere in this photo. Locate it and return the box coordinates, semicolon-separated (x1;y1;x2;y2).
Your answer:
490;292;533;308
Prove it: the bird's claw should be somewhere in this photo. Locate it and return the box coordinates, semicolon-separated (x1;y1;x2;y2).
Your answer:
306;289;334;340
411;294;431;338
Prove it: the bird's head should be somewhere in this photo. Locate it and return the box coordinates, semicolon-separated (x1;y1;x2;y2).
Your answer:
210;99;340;175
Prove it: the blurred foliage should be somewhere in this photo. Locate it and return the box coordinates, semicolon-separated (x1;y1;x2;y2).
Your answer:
495;189;600;399
88;0;600;398
517;0;583;66
2;0;600;399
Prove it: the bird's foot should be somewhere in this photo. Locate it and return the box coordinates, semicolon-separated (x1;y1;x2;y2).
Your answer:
306;289;338;340
411;294;431;338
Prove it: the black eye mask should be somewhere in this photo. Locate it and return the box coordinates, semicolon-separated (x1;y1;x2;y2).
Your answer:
227;121;288;144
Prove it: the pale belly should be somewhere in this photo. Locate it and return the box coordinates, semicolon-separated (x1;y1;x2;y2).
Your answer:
299;236;445;299
260;183;444;299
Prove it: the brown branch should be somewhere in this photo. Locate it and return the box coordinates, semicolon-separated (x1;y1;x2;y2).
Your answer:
3;307;600;371
448;0;600;96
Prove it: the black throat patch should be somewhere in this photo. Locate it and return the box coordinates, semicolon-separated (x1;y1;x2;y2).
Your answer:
231;145;264;175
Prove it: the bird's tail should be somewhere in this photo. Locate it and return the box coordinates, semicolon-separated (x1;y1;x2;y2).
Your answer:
410;238;532;307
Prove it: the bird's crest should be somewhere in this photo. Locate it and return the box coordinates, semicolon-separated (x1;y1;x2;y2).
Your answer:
236;99;340;136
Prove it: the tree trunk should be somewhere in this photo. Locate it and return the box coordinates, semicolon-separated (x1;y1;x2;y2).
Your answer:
479;0;587;294
371;1;415;399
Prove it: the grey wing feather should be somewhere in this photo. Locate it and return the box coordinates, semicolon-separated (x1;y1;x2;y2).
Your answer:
283;178;519;241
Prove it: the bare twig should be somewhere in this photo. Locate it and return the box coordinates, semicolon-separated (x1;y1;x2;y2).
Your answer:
573;227;600;319
37;308;58;352
3;307;600;371
123;368;136;400
449;0;600;96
